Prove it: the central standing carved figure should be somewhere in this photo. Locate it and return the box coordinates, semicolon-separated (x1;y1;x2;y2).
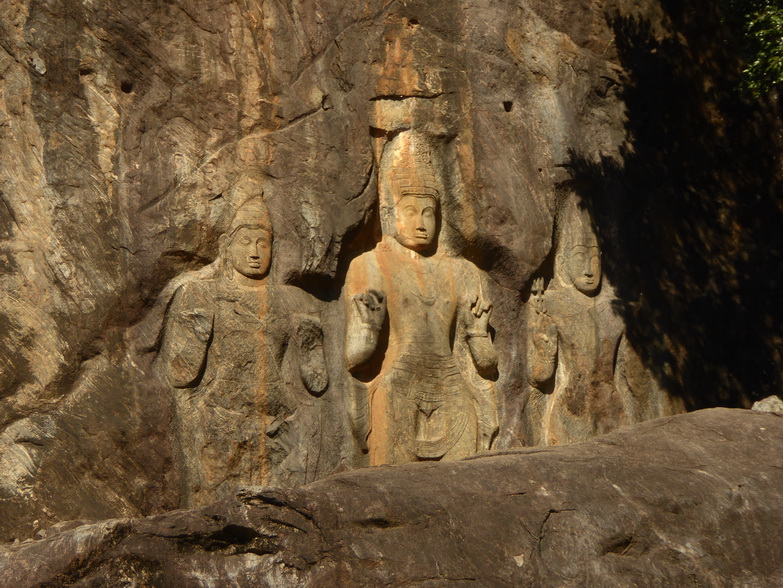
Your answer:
345;134;498;466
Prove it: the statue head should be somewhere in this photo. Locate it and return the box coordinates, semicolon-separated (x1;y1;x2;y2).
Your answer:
554;197;601;295
378;132;441;253
220;197;273;281
392;186;439;252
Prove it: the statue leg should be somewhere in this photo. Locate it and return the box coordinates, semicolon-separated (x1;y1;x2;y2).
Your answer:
441;404;478;461
368;385;393;466
173;394;206;508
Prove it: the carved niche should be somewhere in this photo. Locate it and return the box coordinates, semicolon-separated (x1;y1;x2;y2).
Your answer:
156;195;329;507
524;196;679;446
344;131;499;466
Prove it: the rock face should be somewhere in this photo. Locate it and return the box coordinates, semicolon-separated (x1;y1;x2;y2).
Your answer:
1;408;782;587
0;0;781;547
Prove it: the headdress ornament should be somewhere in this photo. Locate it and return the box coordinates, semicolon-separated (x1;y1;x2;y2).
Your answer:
227;197;272;235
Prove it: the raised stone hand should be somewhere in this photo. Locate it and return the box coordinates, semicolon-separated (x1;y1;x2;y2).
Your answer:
532;319;558;361
294;315;329;395
530;278;557;357
179;308;213;343
346;288;387;371
468;294;492;337
160;288;216;389
353;289;387;332
464;286;498;380
527;277;558;386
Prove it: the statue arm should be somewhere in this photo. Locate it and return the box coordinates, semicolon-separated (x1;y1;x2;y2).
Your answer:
293;308;329;395
527;314;558;386
344;258;386;372
463;373;497;450
463;272;498;379
158;283;214;388
349;378;371;452
457;268;499;448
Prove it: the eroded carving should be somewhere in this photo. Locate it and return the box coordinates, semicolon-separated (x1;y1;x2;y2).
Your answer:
345;132;498;465
524;197;676;445
157;196;328;507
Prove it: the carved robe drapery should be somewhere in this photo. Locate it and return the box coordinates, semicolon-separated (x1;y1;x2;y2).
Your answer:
525;284;633;445
346;237;497;465
159;278;325;507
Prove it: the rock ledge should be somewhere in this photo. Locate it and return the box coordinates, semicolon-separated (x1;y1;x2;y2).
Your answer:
1;408;781;587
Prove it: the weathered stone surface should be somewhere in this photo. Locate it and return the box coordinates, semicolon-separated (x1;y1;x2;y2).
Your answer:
1;408;781;587
0;0;781;548
523;195;682;446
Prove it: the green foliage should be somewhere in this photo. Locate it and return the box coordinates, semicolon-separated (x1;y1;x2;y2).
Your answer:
722;0;783;95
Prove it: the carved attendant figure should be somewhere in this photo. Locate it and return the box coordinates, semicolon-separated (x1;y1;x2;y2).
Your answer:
158;197;328;507
525;198;635;445
345;135;498;465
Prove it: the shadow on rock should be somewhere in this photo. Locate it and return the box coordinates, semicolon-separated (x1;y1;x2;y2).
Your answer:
566;5;783;410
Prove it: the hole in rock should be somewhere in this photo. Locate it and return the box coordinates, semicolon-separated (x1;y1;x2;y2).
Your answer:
120;80;134;94
503;100;513;112
356;517;399;529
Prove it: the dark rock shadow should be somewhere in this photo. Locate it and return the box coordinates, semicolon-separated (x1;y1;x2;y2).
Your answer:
566;5;783;410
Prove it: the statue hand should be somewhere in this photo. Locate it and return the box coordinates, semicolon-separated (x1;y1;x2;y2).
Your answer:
294;315;329;395
353;289;386;331
470;298;492;335
179;308;213;343
295;315;324;352
468;295;492;335
531;314;558;361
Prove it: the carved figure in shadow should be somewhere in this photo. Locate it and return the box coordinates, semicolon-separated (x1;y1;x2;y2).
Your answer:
525;196;677;445
157;197;328;507
345;133;498;466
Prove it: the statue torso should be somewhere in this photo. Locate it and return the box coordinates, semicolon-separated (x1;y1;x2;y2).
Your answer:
371;240;461;360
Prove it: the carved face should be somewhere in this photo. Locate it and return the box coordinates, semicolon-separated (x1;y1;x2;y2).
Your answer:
393;195;437;252
564;244;601;294
225;227;272;279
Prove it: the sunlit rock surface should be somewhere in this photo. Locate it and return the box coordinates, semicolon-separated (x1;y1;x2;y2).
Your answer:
0;0;781;569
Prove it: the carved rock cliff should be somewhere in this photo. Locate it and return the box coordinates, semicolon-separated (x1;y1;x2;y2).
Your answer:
0;0;781;553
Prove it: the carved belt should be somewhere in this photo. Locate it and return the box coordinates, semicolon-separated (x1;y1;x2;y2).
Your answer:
392;353;462;401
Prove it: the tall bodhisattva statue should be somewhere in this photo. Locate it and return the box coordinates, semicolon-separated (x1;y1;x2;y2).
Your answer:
345;133;498;465
157;197;329;507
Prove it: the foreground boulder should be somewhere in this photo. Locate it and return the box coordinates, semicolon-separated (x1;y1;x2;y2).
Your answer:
1;408;781;587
